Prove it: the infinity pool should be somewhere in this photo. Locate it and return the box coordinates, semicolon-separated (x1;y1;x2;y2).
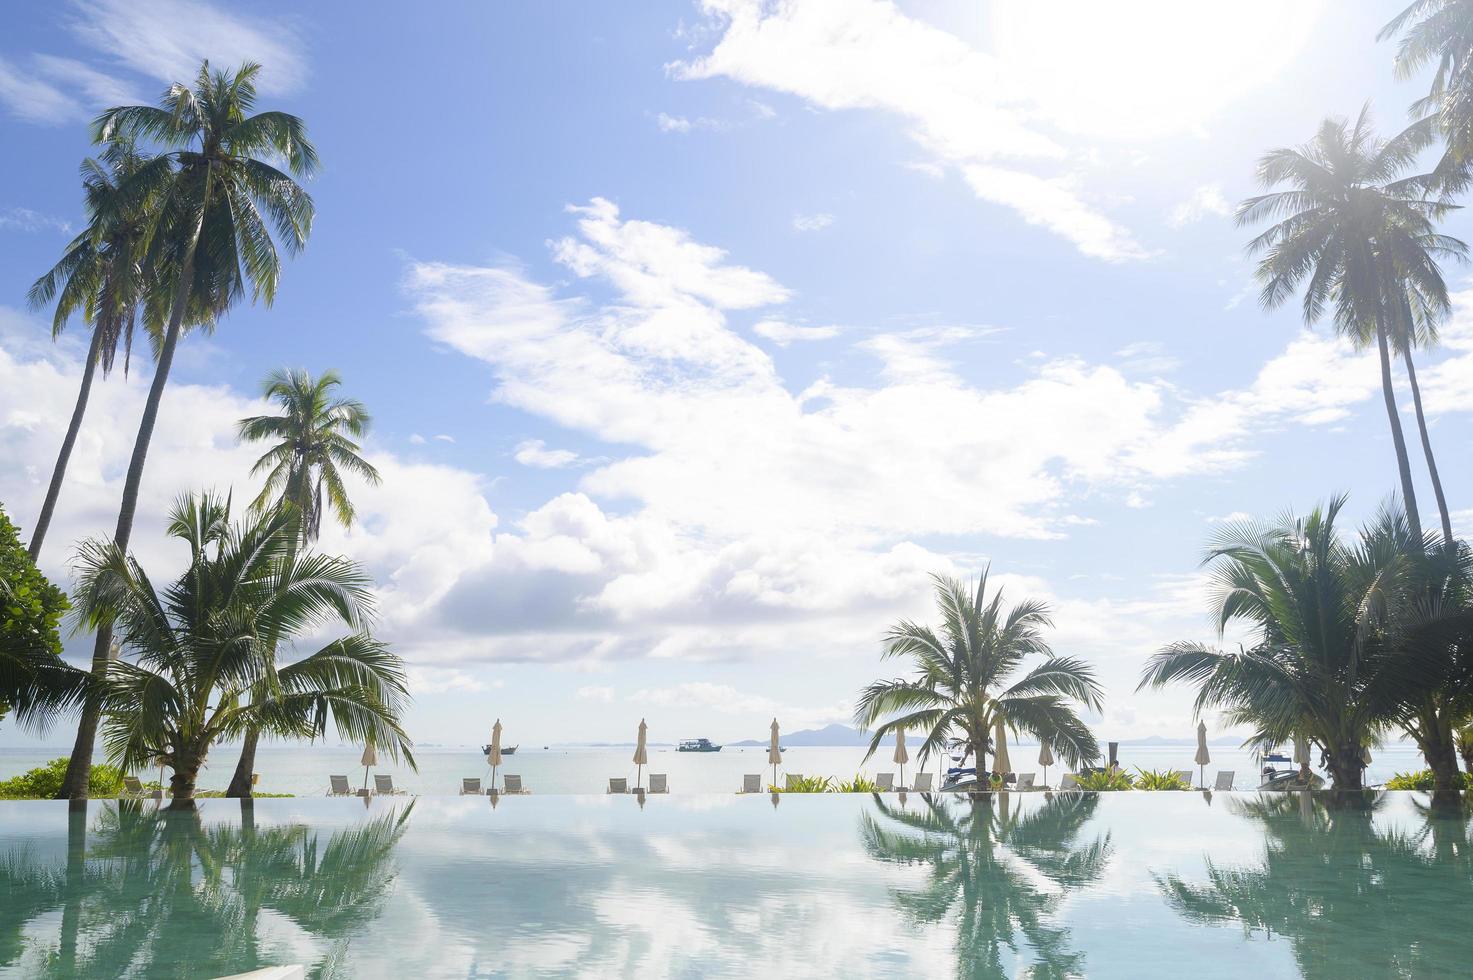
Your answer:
0;791;1468;978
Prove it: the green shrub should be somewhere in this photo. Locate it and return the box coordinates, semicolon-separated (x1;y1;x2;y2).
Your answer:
1134;768;1191;791
0;757;126;799
770;775;834;793
834;774;884;793
1384;769;1473;791
1073;768;1135;791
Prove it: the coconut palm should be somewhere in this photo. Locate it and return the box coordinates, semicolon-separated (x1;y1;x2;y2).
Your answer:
225;368;381;798
1381;0;1473;186
69;492;412;809
855;571;1103;773
24;139;159;562
59;61;318;800
1236;108;1465;543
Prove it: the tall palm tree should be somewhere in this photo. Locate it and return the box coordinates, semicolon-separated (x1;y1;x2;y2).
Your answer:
1381;0;1473;185
225;367;380;798
1385;283;1460;548
59;61;318;800
24;139;159;562
855;571;1103;773
1236;108;1463;543
69;492;412;809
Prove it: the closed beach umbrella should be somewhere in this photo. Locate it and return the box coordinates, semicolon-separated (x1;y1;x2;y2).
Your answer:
1194;721;1211;789
1361;744;1373;768
488;719;504;790
360;742;377;794
768;718;782;787
993;718;1012;778
633;719;649;790
1038;740;1054;789
1294;735;1312;783
894;726;910;788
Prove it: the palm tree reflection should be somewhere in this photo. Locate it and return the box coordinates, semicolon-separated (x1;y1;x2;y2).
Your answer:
1157;792;1473;978
0;800;411;978
862;792;1112;978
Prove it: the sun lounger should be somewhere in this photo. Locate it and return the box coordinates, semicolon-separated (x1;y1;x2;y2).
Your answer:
460;778;483;796
1172;770;1192;787
911;773;934;792
1214;770;1235;791
875;773;894;791
328;775;352;797
608;777;628;794
741;774;762;793
503;774;527;794
122;775;145;799
1015;773;1036;789
784;773;805;791
373;774;405;796
648;774;668;794
1060;773;1079;789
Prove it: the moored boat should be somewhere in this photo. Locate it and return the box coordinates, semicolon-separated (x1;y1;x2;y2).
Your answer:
678;738;722;752
483;744;518;756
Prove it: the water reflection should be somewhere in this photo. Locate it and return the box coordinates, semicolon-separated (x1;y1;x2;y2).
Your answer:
0;800;412;978
1157;792;1473;978
861;792;1112;978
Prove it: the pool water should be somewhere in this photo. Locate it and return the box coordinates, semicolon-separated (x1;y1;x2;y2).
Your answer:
0;791;1468;978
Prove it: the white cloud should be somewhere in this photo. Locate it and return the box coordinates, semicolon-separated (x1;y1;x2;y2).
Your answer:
751;319;840;346
628;681;849;731
1168;184;1233;227
433;433;456;443
408;433;426;445
790;212;834;232
576;685;615;703
656;112;692;132
408;667;492;695
1114;341;1180;375
514;438;580;469
0;57;83;124
0;207;74;235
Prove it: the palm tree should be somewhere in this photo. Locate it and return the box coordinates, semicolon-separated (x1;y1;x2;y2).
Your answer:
69;492;412;809
855;571;1103;774
225;367;380;798
1236;108;1464;543
59;61;318;800
25;139;159;562
1381;0;1473;185
0;506;85;731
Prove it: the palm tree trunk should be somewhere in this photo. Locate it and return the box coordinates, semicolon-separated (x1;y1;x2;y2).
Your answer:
28;329;105;562
57;203;206;802
226;728;259;798
1327;743;1365;790
168;752;202;811
1374;318;1422;541
1401;347;1454;548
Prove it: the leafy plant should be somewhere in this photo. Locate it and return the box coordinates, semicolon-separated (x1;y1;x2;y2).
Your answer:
1072;769;1135;791
0;505;82;729
1134;768;1191;791
1384;769;1473;791
834;774;884;793
0;757;126;799
770;775;834;793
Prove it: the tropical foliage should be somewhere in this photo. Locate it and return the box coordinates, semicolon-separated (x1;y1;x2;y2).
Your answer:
1381;0;1473;185
1384;768;1473;790
1134;768;1191;791
0;505;83;729
856;571;1103;773
770;775;834;793
0;757;126;800
1072;769;1135;791
70;492;413;808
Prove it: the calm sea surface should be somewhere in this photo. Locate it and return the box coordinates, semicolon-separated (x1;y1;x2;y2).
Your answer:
0;742;1434;795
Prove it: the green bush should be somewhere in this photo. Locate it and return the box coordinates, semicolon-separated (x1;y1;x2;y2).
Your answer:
1134;768;1191;791
1073;768;1135;791
770;775;834;793
1384;769;1473;791
0;757;126;799
833;774;884;793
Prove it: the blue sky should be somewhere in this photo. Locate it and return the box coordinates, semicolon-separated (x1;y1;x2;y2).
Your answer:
2;0;1472;748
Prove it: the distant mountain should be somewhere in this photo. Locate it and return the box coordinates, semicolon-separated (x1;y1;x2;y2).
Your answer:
730;723;870;747
1115;735;1245;747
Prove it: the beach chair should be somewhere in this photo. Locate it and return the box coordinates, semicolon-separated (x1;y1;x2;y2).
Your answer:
741;774;762;794
649;774;668;794
784;773;805;791
911;773;934;792
1213;770;1235;791
328;775;352;797
608;777;628;794
1015;773;1036;790
374;774;405;796
875;773;895;792
122;775;145;799
503;774;527;794
1060;773;1079;790
460;778;483;796
1172;770;1192;788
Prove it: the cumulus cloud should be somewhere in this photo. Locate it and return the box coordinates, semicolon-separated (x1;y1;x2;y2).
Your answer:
1168;184;1233;227
790;212;834;232
514;439;580;469
751;319;840;346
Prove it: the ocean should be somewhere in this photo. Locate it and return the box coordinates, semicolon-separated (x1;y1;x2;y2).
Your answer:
0;741;1436;795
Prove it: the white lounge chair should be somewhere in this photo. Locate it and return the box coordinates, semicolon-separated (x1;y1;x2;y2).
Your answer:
784;773;805;791
1015;773;1036;790
741;774;762;794
460;778;483;796
1060;773;1079;790
648;774;668;794
1172;770;1192;788
503;774;527;794
875;773;895;792
328;775;352;797
608;777;628;794
911;773;934;792
374;774;405;796
1214;770;1235;791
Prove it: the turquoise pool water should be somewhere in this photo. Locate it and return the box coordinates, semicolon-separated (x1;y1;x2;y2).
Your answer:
0;791;1468;978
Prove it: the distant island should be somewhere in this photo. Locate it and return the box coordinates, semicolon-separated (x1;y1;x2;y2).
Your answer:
730;723;871;747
